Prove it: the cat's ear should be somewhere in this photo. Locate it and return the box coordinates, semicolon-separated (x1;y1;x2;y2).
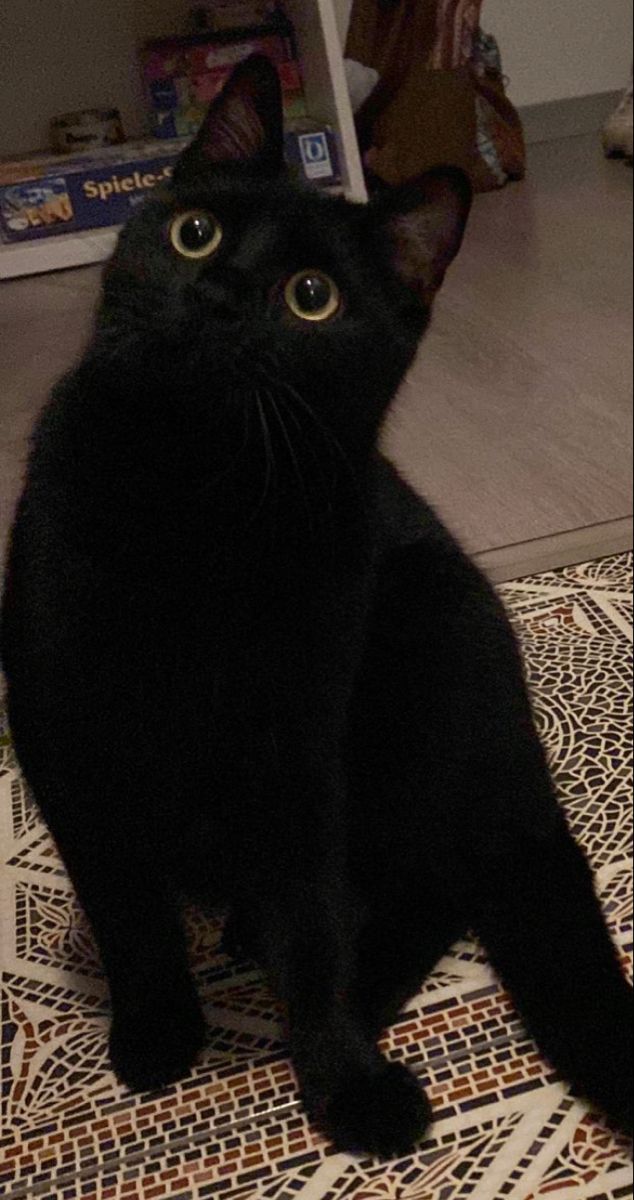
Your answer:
173;54;285;180
373;167;472;304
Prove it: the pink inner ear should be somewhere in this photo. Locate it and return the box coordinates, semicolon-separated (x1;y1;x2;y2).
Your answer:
199;90;268;163
387;170;472;302
185;54;284;172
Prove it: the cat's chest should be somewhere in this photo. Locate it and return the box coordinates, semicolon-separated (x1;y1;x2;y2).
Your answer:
107;479;368;613
107;522;364;687
69;439;374;669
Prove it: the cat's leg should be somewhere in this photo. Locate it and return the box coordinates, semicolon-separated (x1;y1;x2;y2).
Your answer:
254;793;431;1158
352;882;465;1041
261;878;432;1158
238;663;432;1158
27;777;206;1092
472;815;633;1133
352;535;632;1134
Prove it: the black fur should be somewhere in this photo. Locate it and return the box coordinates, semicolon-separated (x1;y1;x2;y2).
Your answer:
2;57;631;1156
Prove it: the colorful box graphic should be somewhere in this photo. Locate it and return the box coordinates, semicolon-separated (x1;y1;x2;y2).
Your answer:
140;24;307;140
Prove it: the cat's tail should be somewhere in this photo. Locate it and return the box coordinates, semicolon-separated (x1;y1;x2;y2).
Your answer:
472;814;633;1135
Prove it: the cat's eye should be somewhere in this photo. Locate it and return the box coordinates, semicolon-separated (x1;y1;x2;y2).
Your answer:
284;270;341;323
170;210;223;259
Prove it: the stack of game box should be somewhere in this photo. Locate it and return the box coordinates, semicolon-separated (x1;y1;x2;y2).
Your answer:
138;10;341;194
140;12;307;141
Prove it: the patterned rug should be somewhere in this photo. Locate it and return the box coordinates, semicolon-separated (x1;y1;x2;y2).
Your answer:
1;553;632;1200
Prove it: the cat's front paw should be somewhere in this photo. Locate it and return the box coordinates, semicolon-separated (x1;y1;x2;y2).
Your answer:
318;1062;432;1159
110;997;206;1093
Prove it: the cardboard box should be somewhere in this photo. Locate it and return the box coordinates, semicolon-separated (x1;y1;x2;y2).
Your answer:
0;128;340;245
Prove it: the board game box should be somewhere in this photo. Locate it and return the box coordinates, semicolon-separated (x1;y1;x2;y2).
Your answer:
0;128;340;244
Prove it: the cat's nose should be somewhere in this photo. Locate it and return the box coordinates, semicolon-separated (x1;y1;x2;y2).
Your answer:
213;298;242;325
194;280;243;325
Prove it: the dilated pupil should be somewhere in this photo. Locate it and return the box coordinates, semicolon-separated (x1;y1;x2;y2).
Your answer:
180;215;215;251
294;274;332;313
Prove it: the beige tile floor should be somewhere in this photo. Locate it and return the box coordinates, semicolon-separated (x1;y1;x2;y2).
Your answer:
1;134;632;574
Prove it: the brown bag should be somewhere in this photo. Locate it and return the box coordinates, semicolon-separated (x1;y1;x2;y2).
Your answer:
347;0;526;191
474;70;527;183
363;67;482;186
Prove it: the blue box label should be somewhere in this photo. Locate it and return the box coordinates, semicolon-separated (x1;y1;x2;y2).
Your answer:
0;156;178;242
298;132;333;180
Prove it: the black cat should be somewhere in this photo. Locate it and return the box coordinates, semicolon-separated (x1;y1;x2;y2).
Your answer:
1;57;631;1158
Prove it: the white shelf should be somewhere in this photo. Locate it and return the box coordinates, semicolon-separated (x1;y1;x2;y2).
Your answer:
0;227;120;280
287;0;366;203
333;0;354;43
0;0;365;281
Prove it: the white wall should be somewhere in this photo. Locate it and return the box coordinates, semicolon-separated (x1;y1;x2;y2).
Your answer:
0;1;187;156
484;0;632;107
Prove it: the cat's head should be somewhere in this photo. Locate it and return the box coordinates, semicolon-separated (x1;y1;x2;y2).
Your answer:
101;56;471;448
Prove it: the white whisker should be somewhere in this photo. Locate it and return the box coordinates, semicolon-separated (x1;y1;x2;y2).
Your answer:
264;390;315;535
249;393;276;525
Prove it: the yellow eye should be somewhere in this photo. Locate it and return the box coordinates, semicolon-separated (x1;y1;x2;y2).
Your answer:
284;270;341;322
170;210;223;259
